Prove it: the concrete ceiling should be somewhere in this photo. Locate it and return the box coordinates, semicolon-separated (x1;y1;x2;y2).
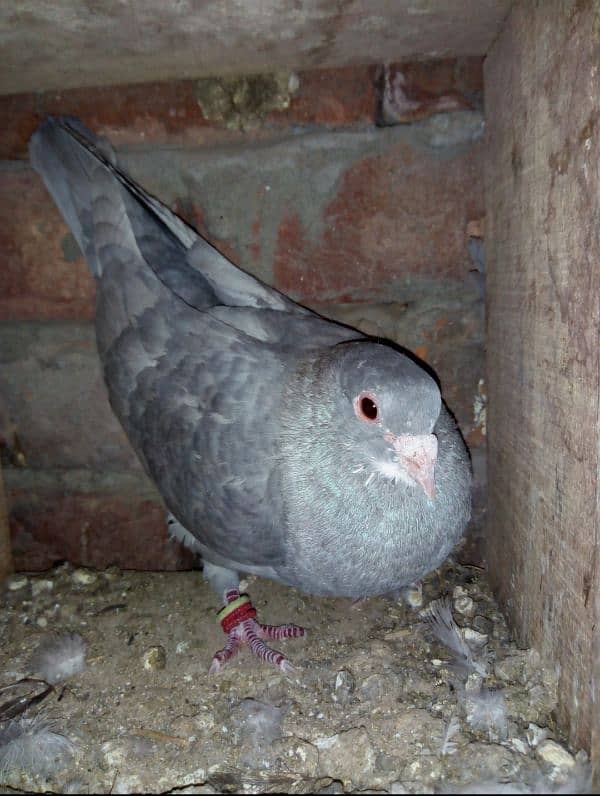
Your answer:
1;1;511;96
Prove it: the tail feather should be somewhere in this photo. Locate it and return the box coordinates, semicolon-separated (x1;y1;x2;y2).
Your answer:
29;117;222;311
29;117;195;281
29;116;309;316
29;117;106;276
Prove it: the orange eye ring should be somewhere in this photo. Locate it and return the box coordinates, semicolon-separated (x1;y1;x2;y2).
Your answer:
354;392;379;423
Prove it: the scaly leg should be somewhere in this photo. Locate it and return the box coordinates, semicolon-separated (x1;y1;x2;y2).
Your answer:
209;588;305;674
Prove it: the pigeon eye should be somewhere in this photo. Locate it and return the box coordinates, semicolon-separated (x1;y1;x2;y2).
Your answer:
355;393;379;423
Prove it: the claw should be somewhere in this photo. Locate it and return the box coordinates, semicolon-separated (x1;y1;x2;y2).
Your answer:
208;591;305;673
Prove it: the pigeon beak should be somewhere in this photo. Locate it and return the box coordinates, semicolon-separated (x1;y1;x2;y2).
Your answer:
386;433;438;500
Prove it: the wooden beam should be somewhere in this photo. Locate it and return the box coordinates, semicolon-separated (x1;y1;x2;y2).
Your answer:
0;459;13;583
484;0;600;765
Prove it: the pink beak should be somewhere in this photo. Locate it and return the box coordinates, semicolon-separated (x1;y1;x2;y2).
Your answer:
386;433;438;500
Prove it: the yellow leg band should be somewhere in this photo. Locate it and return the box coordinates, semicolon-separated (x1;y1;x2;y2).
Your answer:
217;595;251;623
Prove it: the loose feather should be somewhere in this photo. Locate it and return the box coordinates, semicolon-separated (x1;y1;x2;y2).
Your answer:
442;765;594;794
0;713;75;777
465;687;508;741
421;597;487;676
440;715;460;756
29;633;87;685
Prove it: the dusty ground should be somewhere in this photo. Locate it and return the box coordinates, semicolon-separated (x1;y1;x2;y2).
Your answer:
0;558;590;794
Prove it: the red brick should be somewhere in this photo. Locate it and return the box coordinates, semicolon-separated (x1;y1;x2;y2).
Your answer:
0;172;247;322
271;65;377;128
0;61;479;160
410;57;482;96
1;136;484;318
0;66;377;160
0;323;140;471
273;139;485;303
0;170;95;321
0;82;221;161
9;490;194;571
379;58;483;124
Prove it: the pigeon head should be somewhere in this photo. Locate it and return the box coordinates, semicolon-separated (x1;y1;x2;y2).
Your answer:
331;341;442;499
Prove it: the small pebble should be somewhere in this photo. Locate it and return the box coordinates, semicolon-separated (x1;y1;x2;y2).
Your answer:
463;627;488;646
465;672;484;693
494;654;525;683
526;722;549;748
536;739;576;770
333;668;355;704
472;615;493;635
401;582;423;609
72;568;98;586
384;628;411;641
510;737;528;755
143;645;167;670
454;595;475;618
32;579;54;597
7;574;28;591
102;565;122;580
492;621;511;643
359;673;386;702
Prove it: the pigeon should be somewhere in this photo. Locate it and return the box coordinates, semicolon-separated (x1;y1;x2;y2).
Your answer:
29;117;472;673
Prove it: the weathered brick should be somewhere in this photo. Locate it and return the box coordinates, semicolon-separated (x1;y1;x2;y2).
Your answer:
0;322;137;470
273;135;485;303
122;118;484;304
1;119;483;319
0;65;377;160
271;65;377;128
0;60;482;161
0;168;95;321
0;119;483;319
8;481;193;571
378;57;483;125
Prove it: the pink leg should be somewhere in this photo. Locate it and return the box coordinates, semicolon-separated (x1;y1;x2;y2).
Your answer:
209;590;306;674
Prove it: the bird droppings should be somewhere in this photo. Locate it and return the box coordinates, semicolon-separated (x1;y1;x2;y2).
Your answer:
6;575;28;592
454;595;475;617
399;581;424;609
0;562;591;794
195;71;300;131
31;579;54;598
71;567;98;586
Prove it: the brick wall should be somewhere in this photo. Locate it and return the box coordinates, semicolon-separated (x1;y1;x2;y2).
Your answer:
0;59;486;571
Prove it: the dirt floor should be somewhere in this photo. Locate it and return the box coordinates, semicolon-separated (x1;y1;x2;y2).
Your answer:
0;557;591;794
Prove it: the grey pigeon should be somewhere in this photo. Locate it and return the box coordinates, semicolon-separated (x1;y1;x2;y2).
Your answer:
29;117;472;672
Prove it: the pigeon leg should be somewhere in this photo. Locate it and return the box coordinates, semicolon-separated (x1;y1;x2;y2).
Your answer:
209;588;305;674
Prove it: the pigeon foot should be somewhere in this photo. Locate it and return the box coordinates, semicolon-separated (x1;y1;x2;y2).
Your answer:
209;589;305;674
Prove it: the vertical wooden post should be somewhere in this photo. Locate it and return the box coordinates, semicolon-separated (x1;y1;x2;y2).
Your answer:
485;0;599;767
0;460;13;583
